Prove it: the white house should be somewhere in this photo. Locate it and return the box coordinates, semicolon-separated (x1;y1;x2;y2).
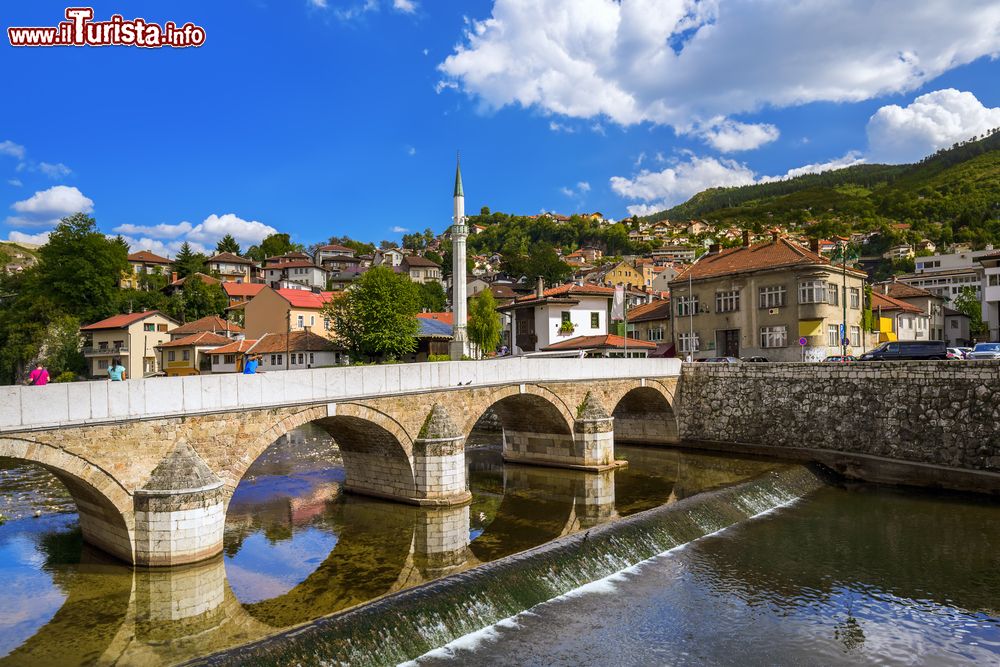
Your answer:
498;281;622;353
374;248;404;267
264;260;328;289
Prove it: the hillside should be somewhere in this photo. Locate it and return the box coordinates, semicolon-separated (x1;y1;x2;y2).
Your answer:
643;129;1000;247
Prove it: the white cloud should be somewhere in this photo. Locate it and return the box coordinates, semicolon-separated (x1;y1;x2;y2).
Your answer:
774;151;867;180
549;121;575;133
560;181;592;199
611;155;757;214
38;162;72;178
867;88;1000;163
116;235;204;257
186;214;277;247
0;140;26;160
577;181;591;193
393;0;417;13
113;221;194;237
392;225;410;233
697;119;780;152
406;145;417;156
7;230;50;245
110;213;277;257
7;185;94;227
439;0;1000;138
7;179;22;187
423;48;429;56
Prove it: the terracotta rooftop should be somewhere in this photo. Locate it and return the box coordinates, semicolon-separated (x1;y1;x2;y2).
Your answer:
671;236;863;283
875;281;938;300
871;292;924;314
127;250;172;264
169;272;221;287
170;315;243;336
542;334;657;351
250;331;340;354
275;288;339;309
510;283;617;305
222;282;266;298
211;338;258;355
627;300;671;322
317;244;354;253
81;310;169;331
156;332;232;349
403;255;441;268
208;252;253;264
417;312;454;326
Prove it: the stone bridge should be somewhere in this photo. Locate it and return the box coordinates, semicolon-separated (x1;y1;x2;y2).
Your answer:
0;358;680;566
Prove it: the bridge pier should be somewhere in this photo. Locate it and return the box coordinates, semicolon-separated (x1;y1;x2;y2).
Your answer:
411;404;472;507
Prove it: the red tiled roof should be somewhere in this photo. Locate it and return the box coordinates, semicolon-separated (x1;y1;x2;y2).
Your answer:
156;332;232;348
317;244;354;253
876;281;938;300
223;282;266;298
169;272;221;287
170;315;243;336
627;300;671;322
403;255;441;268
127;250;172;264
81;310;167;331
871;292;924;314
417;312;454;325
512;283;617;304
671;237;863;282
249;331;340;354
542;334;657;351
211;339;258;355
276;288;340;309
208;252;253;264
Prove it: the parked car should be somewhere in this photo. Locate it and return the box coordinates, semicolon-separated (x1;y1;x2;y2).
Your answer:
741;356;769;363
822;355;856;363
858;340;948;361
967;342;1000;360
957;347;974;358
703;356;742;363
946;347;965;360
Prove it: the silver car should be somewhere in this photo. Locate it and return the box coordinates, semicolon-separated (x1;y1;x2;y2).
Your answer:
967;342;1000;360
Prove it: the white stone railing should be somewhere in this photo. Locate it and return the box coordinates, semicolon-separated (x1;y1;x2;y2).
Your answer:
0;357;681;432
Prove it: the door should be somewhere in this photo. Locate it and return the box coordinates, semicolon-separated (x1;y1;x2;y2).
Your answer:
515;309;536;352
717;329;740;358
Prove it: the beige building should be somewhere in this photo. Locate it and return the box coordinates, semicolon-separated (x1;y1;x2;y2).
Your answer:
122;250;172;289
401;255;443;285
669;235;867;362
205;252;253;283
80;310;178;379
243;286;339;339
603;260;655;290
156;332;231;376
874;280;946;341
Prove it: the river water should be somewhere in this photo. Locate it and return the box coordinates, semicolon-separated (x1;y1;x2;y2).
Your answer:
0;425;997;665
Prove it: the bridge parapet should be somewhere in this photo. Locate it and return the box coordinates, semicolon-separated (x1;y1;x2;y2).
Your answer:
0;358;681;433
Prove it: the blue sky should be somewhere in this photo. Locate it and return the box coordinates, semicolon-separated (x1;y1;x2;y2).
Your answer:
2;1;999;255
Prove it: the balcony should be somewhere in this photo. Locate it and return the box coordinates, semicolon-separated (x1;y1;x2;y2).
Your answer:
83;346;129;357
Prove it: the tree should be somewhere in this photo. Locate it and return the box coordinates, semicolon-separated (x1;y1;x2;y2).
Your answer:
36;213;129;323
165;274;228;323
417;281;447;312
173;242;207;279
954;286;988;337
468;288;501;358
324;266;420;362
246;233;299;261
215;234;241;255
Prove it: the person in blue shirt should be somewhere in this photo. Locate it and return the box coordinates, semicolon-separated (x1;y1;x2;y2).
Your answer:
242;355;259;374
108;358;126;381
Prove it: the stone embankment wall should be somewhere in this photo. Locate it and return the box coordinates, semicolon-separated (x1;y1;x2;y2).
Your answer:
676;361;1000;494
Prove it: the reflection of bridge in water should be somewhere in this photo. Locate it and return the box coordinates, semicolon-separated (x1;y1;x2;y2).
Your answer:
1;447;776;666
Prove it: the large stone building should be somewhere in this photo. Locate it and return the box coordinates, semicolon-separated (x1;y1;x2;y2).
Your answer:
80;310;178;379
668;235;867;361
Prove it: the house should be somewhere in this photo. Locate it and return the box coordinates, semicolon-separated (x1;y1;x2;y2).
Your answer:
222;282;265;308
327;268;365;291
882;244;915;260
540;334;656;358
314;244;356;266
168;315;243;340
401;255;443;285
686;221;712;235
471;224;487;235
943;307;972;347
870;292;930;342
374;248;404;267
668;234;867;362
602;260;655;290
205;252;254;283
898;246;997;315
211;331;347;372
79;310;178;379
263;260;328;290
1;241;38;275
652;245;697;263
122;250;172;289
410;317;453;361
651;265;681;293
163;272;221;296
243;286;339;339
917;239;937;253
156;332;232;376
626;299;672;346
975;249;1000;341
874;280;946;341
317;254;362;273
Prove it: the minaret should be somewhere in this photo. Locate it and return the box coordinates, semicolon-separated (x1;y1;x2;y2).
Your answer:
450;155;469;360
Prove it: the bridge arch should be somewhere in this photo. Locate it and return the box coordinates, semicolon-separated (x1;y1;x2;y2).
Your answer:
464;384;575;438
611;382;679;445
0;437;136;563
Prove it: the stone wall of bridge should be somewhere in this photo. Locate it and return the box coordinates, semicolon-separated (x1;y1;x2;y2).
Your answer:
676;360;1000;493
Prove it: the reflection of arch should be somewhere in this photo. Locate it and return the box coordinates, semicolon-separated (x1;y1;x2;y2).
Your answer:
464;385;575;437
0;438;135;563
611;385;679;445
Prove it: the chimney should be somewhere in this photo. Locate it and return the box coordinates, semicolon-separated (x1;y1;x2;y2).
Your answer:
535;276;545;298
709;243;721;254
742;229;750;247
809;238;819;254
771;229;779;242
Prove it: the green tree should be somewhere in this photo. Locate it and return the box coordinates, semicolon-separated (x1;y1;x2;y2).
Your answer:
166;274;228;322
417;281;447;312
524;243;572;286
954;286;988;337
324;266;420;362
246;233;299;261
215;234;241;255
39;314;86;379
173;242;207;279
468;289;501;357
36;213;129;323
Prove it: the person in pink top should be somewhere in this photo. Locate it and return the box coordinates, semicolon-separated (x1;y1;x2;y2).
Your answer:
28;362;49;386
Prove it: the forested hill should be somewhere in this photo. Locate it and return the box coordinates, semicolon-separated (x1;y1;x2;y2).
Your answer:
642;129;1000;247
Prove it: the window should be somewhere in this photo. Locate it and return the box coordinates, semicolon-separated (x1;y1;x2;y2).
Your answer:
677;296;699;317
759;286;786;309
182;350;190;361
990;274;1000;287
168;351;176;362
309;353;315;364
951;319;958;329
716;290;740;313
298;353;305;364
760;325;787;348
271;355;277;366
827;283;839;306
225;354;236;364
648;328;664;341
324;317;331;330
213;355;220;364
297;315;304;328
679;332;700;353
561;311;571;324
98;359;109;370
157;324;168;332
310;316;315;326
799;281;827;304
828;324;840;347
591;312;600;328
143;323;155;332
850;326;860;345
849;287;860;309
